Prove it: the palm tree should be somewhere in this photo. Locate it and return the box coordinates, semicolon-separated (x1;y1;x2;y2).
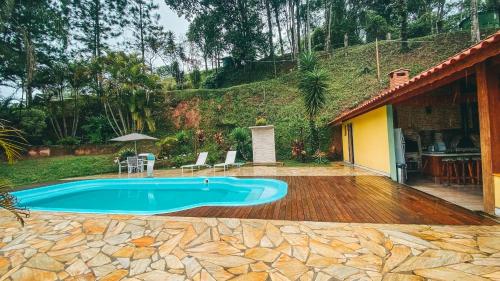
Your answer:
0;121;25;163
0;122;29;225
298;67;328;151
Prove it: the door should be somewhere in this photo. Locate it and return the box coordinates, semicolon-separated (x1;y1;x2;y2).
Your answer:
347;123;354;164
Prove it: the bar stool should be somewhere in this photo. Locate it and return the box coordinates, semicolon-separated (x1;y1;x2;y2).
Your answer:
464;157;475;184
456;157;467;185
472;157;482;185
440;158;459;186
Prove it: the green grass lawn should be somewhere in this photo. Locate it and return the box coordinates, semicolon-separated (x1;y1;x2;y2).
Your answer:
0;155;117;187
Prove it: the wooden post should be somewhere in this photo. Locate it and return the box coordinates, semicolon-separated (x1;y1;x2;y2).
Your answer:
375;38;381;82
475;60;500;214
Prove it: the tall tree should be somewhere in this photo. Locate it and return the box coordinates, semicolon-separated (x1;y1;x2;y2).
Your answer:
272;0;285;55
0;0;67;106
324;0;332;53
395;0;409;51
127;0;162;63
470;0;480;42
72;0;128;96
295;0;301;53
187;13;223;71
265;0;275;59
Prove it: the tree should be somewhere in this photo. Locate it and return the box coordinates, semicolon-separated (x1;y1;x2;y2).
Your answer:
265;0;275;59
100;52;160;136
298;52;327;151
187;13;223;71
272;0;286;55
0;0;67;106
395;0;410;51
470;0;480;42
72;0;128;96
167;0;267;65
127;0;163;63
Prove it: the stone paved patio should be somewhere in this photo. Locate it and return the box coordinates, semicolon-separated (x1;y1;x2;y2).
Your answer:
67;163;376;181
1;211;500;281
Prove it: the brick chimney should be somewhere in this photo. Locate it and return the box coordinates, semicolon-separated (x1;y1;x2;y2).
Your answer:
388;68;410;90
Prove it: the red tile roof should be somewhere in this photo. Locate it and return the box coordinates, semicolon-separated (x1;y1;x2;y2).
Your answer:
330;31;500;125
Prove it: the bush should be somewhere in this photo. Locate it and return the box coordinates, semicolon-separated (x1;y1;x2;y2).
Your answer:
117;148;136;161
170;154;194;167
313;150;330;164
15;108;47;144
81;115;114;144
255;117;267;126
57;136;81;146
230;127;252;161
190;68;202;89
156;136;179;158
202;70;225;89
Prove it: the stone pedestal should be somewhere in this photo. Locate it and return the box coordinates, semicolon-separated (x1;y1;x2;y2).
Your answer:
249;125;276;164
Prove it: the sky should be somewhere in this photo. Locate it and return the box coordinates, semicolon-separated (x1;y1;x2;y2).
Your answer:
0;0;190;99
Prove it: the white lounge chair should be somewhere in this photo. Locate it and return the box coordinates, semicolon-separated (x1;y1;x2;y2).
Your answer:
181;152;211;174
213;151;244;172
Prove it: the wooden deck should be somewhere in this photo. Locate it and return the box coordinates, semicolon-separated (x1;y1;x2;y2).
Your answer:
166;176;497;225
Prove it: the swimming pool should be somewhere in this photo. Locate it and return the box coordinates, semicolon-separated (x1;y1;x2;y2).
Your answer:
13;177;288;215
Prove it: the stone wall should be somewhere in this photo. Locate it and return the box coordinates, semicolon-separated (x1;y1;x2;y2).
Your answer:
26;145;121;158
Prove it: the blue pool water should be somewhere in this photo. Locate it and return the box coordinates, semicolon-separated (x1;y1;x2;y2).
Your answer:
13;177;288;215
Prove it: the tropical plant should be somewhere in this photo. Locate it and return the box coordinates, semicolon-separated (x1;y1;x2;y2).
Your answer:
0;180;29;226
313;150;329;164
213;131;225;148
0;121;25;164
291;138;306;162
0;122;28;225
156;136;179;158
298;52;318;73
117;147;136;161
298;62;328;152
100;52;160;135
230;127;251;161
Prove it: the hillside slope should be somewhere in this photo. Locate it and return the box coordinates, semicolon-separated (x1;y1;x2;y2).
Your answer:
163;32;474;160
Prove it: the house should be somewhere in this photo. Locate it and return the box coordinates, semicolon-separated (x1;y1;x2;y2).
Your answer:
330;31;500;215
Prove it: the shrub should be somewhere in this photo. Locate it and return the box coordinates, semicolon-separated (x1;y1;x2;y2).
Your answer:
190;68;202;89
156;136;179;158
16;108;47;143
255;117;267;126
81;115;114;144
202;70;225;89
170;154;194;167
117;147;136;161
230;127;252;161
57;136;81;146
313;150;329;164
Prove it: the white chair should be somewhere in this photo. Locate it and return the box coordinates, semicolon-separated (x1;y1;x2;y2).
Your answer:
126;156;143;174
181;152;211;174
213;151;244;172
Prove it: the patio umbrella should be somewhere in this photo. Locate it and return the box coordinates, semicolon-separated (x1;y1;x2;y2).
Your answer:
110;133;158;155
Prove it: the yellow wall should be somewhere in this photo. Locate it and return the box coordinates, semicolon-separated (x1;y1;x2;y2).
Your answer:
495;175;500;208
342;125;349;162
342;106;391;175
